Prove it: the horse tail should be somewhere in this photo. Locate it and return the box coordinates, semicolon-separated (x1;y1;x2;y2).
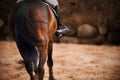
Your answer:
15;4;40;70
15;4;42;45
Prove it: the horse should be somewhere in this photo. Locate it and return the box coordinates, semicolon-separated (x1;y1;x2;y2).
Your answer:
8;0;57;80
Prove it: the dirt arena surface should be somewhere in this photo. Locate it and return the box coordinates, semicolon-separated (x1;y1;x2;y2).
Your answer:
0;41;120;80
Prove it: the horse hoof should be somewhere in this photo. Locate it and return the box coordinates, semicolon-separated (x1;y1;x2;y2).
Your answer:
34;74;39;80
49;76;55;80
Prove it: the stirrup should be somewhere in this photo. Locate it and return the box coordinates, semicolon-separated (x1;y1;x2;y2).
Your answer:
56;24;70;34
56;24;70;38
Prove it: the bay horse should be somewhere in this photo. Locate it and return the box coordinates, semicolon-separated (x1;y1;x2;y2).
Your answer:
8;0;57;80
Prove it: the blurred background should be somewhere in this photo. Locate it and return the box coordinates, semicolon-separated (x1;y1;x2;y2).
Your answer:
0;0;120;44
0;0;120;80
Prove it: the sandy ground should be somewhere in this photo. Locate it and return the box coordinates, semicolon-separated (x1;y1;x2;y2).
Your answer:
0;41;120;80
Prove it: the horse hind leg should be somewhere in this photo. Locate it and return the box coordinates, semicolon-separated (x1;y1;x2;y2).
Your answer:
16;35;38;80
35;40;48;80
47;40;55;80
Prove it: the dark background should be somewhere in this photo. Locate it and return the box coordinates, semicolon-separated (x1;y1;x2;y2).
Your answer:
0;0;120;44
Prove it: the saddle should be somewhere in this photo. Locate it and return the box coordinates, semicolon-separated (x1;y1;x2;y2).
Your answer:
44;3;58;18
16;0;58;18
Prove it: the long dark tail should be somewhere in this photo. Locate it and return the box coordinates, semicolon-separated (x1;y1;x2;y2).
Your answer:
15;4;39;71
